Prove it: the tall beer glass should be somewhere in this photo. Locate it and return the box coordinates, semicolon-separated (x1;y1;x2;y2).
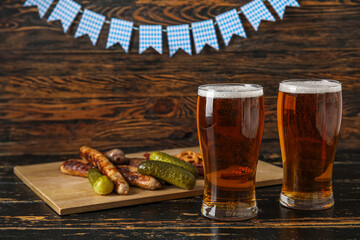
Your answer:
277;79;342;210
197;84;264;220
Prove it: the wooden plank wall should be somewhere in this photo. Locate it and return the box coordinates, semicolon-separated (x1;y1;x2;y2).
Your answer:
0;0;359;156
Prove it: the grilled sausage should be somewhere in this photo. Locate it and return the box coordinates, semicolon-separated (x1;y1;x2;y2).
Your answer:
116;165;161;190
80;146;129;195
59;159;161;190
60;159;94;177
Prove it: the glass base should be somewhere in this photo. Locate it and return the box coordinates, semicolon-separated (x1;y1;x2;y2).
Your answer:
280;193;334;211
201;201;258;221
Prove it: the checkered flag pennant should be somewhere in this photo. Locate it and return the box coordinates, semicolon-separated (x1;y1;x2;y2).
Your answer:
191;20;219;54
74;9;105;46
106;18;133;52
268;0;300;19
139;25;163;54
166;24;192;57
24;0;54;19
215;9;247;46
241;0;275;31
47;0;81;33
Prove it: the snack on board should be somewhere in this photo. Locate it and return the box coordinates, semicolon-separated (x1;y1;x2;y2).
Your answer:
128;158;147;168
60;147;202;195
60;159;94;177
138;161;196;190
174;151;204;176
80;146;129;195
149;151;199;177
174;151;201;164
116;165;161;190
60;159;161;191
88;168;114;195
105;148;128;165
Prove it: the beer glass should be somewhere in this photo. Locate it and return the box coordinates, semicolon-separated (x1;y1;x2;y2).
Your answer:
277;79;342;210
197;84;264;220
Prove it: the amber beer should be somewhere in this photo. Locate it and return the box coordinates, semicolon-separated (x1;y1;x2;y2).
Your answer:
277;79;342;210
197;84;264;220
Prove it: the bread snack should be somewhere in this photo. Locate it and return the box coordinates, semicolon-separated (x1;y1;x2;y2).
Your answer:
174;151;202;164
80;146;129;195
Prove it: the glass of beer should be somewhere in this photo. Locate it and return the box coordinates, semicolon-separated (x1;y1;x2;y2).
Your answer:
197;84;265;220
277;79;342;210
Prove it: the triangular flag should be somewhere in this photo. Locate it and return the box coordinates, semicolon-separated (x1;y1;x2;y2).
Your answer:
166;24;192;57
47;0;81;33
268;0;300;19
241;0;275;31
139;25;163;54
191;20;219;54
106;18;133;52
74;9;105;46
216;9;247;46
23;0;54;19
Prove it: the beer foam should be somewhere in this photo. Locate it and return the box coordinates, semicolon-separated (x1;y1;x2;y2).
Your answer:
279;80;341;94
198;84;263;98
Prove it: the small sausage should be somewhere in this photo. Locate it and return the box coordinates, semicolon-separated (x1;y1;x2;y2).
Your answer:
80;146;129;195
60;159;94;177
105;149;129;165
117;165;162;190
128;158;147;168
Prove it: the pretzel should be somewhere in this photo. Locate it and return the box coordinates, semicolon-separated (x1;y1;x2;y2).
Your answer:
175;151;202;164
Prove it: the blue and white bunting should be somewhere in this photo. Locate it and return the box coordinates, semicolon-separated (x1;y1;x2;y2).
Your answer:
23;0;301;55
74;9;105;46
216;9;246;46
47;0;81;33
268;0;300;19
139;25;163;54
191;20;219;54
24;0;54;19
106;18;133;52
166;24;192;57
241;0;275;31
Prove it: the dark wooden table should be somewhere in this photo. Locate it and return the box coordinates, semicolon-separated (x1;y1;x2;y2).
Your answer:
1;150;359;239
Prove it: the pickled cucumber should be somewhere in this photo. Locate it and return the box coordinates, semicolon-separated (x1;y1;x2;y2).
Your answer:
138;161;196;190
149;151;199;177
88;168;114;195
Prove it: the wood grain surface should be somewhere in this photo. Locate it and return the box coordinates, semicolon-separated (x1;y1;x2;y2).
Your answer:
0;1;359;238
0;0;359;157
1;150;359;239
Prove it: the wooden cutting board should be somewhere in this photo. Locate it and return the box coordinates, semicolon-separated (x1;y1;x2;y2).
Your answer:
14;147;283;215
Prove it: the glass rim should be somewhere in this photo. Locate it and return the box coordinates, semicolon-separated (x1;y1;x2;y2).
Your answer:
198;83;263;98
198;83;263;93
280;79;341;86
279;79;342;94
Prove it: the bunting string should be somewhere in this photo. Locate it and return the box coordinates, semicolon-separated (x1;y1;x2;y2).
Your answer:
23;0;300;56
